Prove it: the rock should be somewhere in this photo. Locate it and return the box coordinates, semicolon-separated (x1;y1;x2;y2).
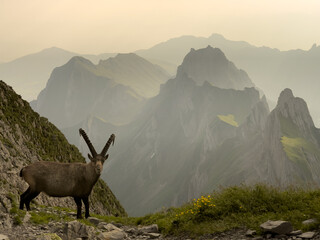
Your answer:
290;230;303;236
245;229;257;237
64;220;97;239
139;224;159;234
302;219;318;225
298;231;317;239
125;227;139;235
88;217;101;226
145;233;161;239
260;220;293;235
99;229;127;240
101;223;122;232
0;234;9;240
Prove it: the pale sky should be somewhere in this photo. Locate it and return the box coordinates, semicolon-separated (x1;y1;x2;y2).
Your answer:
1;0;320;62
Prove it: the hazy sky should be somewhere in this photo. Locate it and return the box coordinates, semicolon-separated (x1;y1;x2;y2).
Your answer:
1;0;320;62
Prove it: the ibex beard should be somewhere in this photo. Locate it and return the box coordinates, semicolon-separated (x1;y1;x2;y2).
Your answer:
19;128;115;219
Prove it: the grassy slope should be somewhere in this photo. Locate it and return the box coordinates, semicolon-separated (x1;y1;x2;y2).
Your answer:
131;184;320;237
12;184;320;238
279;114;320;174
0;81;126;217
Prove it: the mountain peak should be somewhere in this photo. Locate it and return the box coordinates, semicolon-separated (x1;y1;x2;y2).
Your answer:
39;47;75;55
176;46;254;90
209;33;226;40
310;43;318;51
277;88;294;106
66;56;94;66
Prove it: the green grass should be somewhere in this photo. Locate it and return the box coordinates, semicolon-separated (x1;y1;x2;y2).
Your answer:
30;210;72;225
13;185;320;238
217;114;239;127
131;184;320;237
7;192;26;225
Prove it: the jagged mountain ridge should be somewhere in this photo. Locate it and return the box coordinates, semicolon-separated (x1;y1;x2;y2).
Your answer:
101;47;262;216
203;88;320;191
0;80;126;217
103;46;320;216
32;53;169;128
136;33;320;125
38;45;320;218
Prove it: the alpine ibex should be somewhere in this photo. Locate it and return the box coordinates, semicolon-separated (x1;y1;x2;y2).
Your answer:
19;128;115;219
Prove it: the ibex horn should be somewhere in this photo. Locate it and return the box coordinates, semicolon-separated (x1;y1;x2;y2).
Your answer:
79;128;97;157
100;134;115;156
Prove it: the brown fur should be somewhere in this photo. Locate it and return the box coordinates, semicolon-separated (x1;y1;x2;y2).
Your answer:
19;129;114;219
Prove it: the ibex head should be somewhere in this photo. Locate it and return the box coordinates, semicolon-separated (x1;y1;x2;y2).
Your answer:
79;128;115;175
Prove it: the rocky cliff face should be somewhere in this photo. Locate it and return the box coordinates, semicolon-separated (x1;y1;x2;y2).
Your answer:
102;47;262;216
257;88;320;186
205;88;320;190
0;80;126;218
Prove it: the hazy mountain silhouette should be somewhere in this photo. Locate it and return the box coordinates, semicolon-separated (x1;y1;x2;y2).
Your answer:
101;47;261;216
57;46;320;216
177;46;254;89
32;53;169;128
0;47;116;101
136;33;320;125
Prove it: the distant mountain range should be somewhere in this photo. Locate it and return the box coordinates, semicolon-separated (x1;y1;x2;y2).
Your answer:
31;53;169;128
2;34;320;125
101;46;320;216
0;47;116;101
136;34;320;125
102;46;261;216
52;46;320;216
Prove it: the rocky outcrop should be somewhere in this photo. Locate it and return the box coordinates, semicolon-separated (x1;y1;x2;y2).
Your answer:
0;80;126;218
258;88;320;186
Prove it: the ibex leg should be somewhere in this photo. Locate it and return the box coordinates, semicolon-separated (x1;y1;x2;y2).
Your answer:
74;197;83;219
82;196;90;218
24;191;40;211
19;187;31;210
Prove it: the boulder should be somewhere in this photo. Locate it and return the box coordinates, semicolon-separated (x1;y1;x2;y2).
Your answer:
64;220;97;239
87;217;101;226
100;223;122;232
99;229;127;240
260;220;293;235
